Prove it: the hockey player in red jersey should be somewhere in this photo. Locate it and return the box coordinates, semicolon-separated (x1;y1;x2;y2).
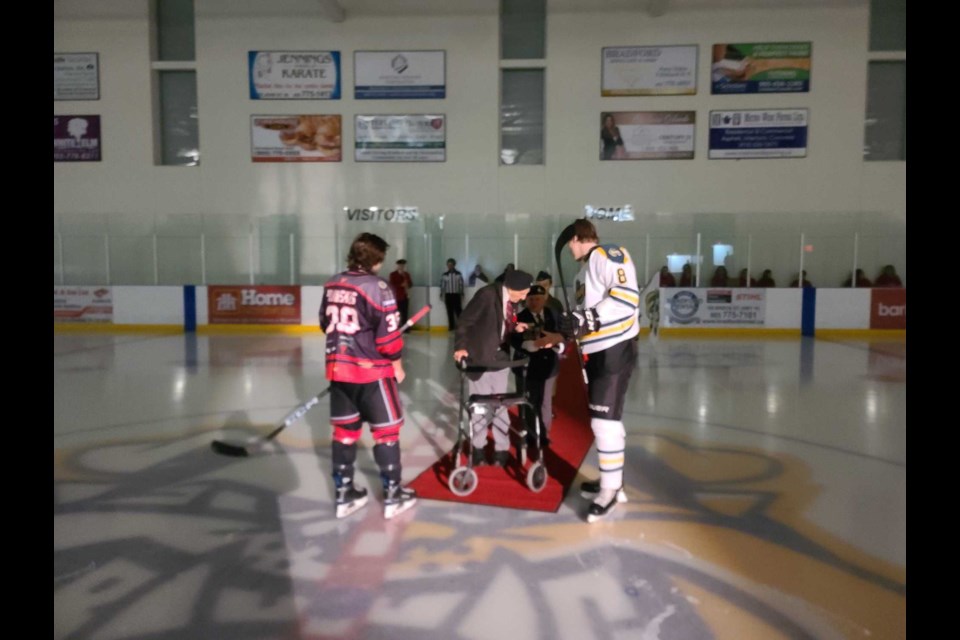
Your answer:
320;233;417;519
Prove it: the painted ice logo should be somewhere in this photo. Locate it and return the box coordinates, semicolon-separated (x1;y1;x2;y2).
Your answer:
391;54;408;74
669;290;700;324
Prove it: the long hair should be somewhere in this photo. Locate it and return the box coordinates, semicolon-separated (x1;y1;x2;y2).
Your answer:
571;218;598;242
346;233;389;271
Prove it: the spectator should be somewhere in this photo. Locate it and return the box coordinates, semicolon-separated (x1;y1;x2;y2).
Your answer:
757;269;776;288
843;269;873;288
874;265;903;288
710;266;730;287
659;266;677;287
790;270;813;288
469;264;490;287
388;259;413;325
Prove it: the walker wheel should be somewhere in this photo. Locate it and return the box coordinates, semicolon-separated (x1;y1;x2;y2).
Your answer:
449;467;479;496
526;462;548;493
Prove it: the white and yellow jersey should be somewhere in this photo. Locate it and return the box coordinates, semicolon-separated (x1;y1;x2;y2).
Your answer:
575;243;641;354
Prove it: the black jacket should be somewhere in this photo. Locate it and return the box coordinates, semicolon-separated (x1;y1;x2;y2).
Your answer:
455;284;518;377
510;306;561;380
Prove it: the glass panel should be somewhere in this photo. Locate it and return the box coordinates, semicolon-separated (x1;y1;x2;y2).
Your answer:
157;0;196;61
157;236;202;284
159;71;200;166
869;0;906;52
500;69;544;165
109;235;156;285
859;234;907;287
61;236;107;285
864;62;906;161
500;0;545;59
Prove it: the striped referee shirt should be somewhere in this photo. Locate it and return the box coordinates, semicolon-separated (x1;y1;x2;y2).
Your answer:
440;269;464;295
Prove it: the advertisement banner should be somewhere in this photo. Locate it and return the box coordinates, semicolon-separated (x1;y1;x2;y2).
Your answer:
54;115;101;162
662;288;767;327
354;51;446;99
208;286;301;325
355;114;446;162
709;109;808;159
54;53;99;100
711;42;811;94
54;286;113;323
251;115;342;162
601;45;697;96
248;51;341;100
870;288;906;329
600;111;695;160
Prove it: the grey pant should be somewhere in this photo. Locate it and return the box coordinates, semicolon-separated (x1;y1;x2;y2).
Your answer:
468;368;511;452
540;375;556;434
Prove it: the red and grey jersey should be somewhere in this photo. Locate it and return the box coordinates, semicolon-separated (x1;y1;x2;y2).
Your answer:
574;243;640;354
320;270;404;384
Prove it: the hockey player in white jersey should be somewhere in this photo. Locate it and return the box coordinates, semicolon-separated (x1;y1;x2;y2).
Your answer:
557;218;640;522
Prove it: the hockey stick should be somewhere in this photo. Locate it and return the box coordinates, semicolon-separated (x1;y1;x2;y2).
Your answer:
211;303;432;457
554;224;589;385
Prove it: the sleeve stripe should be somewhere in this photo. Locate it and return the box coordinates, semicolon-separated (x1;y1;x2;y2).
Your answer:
609;289;640;305
581;317;636;344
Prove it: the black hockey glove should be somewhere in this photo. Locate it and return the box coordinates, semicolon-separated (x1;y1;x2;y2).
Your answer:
558;308;599;339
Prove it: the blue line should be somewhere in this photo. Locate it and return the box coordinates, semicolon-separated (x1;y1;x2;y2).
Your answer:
183;285;196;333
801;287;816;337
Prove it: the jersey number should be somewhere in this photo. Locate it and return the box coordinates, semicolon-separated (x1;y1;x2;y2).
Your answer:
617;268;627;284
325;305;360;334
386;312;400;332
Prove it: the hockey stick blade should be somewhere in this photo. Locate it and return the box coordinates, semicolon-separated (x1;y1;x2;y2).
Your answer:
210;304;431;457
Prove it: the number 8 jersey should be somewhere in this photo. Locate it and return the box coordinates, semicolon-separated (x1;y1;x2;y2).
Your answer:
320;270;404;383
575;244;641;354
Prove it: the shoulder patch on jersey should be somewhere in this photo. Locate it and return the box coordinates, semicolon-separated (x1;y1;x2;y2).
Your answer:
600;243;626;264
378;281;388;289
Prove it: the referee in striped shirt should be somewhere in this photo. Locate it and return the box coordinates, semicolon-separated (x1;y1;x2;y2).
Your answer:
440;258;465;330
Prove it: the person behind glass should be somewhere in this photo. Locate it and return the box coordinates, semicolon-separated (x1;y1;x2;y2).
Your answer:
452;270;533;468
440;258;465;330
511;284;565;448
710;266;730;287
659;266;677;287
495;263;516;285
843;268;873;288
600;113;625;160
738;268;757;287
679;263;694;287
535;270;566;317
556;218;641;523
757;269;776;287
790;270;813;288
469;264;490;287
875;264;903;287
388;259;413;326
319;233;416;520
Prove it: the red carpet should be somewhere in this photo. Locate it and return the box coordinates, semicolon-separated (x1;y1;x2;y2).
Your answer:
408;347;594;512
